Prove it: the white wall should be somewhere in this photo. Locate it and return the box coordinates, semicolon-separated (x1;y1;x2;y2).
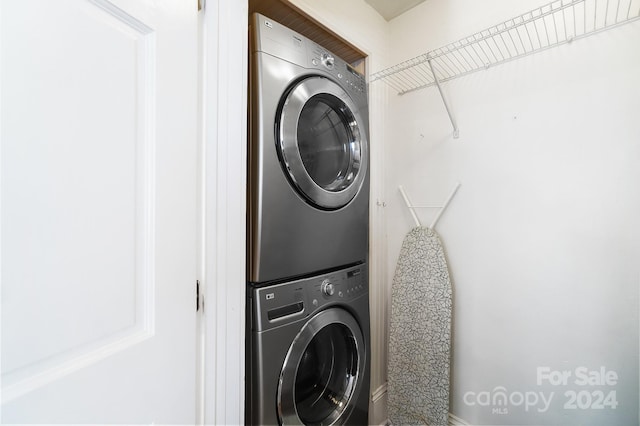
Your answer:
383;0;640;424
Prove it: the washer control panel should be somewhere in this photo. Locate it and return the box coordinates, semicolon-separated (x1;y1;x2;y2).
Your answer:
312;265;367;303
251;264;369;332
320;279;335;296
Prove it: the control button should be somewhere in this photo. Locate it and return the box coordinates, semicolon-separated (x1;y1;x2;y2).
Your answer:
321;279;334;296
312;58;319;66
321;53;335;69
338;291;344;297
312;299;318;307
337;73;343;79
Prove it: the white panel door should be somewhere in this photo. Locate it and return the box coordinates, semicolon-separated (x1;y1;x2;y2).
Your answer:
1;0;197;422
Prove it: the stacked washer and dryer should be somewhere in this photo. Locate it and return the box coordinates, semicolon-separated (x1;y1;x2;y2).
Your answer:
246;13;371;426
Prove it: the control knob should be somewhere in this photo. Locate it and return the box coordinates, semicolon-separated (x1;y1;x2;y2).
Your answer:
321;53;335;69
321;279;334;296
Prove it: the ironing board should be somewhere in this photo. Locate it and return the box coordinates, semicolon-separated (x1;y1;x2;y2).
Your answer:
388;226;452;426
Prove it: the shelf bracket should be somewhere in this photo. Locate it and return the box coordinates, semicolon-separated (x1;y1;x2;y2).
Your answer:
427;58;459;139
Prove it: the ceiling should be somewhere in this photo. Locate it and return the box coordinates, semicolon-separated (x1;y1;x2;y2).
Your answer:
365;0;427;21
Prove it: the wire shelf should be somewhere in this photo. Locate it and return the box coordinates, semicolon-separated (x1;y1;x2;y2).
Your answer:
371;0;640;95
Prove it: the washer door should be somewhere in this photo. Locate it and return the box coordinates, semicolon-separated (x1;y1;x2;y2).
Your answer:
277;76;368;210
278;308;365;425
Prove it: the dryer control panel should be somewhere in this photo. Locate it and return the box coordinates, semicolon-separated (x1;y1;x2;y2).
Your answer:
252;14;366;99
307;43;366;96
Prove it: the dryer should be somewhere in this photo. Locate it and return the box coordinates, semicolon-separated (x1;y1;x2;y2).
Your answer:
246;263;370;425
248;13;370;284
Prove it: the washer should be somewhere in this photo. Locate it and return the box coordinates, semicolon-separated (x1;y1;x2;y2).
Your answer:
248;13;370;284
246;264;370;425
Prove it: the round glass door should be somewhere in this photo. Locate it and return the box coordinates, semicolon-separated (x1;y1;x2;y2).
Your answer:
278;309;365;425
277;76;368;210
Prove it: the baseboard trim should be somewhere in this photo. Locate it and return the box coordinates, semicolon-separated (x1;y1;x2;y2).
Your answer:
370;383;388;425
382;413;470;426
371;383;388;401
448;412;471;425
372;382;470;426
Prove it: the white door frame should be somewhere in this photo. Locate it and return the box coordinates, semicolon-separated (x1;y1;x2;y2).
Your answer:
199;0;248;424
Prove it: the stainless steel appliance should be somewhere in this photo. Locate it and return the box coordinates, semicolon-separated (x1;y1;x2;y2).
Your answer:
246;264;370;425
248;13;370;284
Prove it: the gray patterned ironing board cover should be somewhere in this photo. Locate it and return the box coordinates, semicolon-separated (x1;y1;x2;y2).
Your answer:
388;226;452;426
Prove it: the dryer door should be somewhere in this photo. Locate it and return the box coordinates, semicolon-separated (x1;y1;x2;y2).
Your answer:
277;308;365;426
277;76;368;210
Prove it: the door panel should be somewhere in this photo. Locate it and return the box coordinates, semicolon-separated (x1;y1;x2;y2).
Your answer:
277;76;368;210
278;308;365;425
1;0;197;423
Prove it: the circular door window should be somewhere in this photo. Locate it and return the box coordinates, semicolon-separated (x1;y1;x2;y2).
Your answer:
278;308;365;425
277;76;368;210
